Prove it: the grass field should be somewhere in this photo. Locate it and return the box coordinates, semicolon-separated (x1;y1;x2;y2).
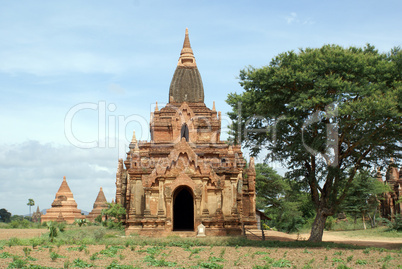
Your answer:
0;226;401;268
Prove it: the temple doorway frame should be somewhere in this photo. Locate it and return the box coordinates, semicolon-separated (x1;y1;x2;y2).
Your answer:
172;185;195;231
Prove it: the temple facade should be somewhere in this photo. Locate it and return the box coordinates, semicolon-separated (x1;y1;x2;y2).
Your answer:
115;29;257;236
41;176;84;224
379;160;402;219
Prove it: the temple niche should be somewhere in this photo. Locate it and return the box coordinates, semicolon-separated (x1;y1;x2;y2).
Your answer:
41;176;84;224
115;29;257;236
379;159;402;219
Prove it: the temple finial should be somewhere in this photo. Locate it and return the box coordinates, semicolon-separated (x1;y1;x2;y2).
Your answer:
155;101;159;112
178;28;196;67
212;101;216;111
131;131;137;144
183;28;191;48
63;176;66;181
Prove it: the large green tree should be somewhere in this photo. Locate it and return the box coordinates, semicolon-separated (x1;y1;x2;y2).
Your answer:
227;44;401;242
0;208;11;223
255;163;289;211
340;170;390;229
255;163;314;233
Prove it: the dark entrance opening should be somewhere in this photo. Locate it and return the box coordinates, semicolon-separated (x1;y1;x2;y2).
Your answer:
181;123;189;142
173;187;194;231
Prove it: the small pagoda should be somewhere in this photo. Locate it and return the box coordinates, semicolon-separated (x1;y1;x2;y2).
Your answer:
41;176;84;224
87;187;109;222
31;206;42;223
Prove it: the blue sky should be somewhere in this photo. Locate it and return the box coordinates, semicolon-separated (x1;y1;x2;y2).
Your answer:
1;0;401;216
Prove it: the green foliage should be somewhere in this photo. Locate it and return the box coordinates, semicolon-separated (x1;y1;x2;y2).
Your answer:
22;247;31;257
0;208;11;223
0;252;12;258
381;215;402;231
95;214;102;223
227;44;402;241
198;261;223;269
356;259;368;265
8;256;28;268
272;259;292;267
340;170;390;228
30;237;45;248
8;237;22;247
99;245;125;257
255;163;314;233
336;265;352;269
27;198;35;216
46;221;58;242
142;246;176;267
73;258;93;268
378;254;393;262
106;260;136;269
184;247;204;258
50;251;66;261
102;203;126;223
324;216;336;231
74;219;87;227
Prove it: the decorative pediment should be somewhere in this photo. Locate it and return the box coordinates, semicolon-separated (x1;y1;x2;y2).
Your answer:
143;138;226;188
175;102;196;124
166;172;197;195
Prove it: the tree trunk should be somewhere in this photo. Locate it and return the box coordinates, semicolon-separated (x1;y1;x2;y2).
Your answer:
308;210;327;242
362;213;366;230
370;207;377;228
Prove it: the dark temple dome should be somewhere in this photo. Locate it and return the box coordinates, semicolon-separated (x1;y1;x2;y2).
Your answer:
169;28;204;103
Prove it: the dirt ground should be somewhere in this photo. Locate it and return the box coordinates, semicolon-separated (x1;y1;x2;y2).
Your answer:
262;230;402;249
0;229;47;240
0;229;401;268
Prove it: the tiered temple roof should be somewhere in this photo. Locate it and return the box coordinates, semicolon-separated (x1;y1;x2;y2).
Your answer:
87;187;108;222
41;176;84;224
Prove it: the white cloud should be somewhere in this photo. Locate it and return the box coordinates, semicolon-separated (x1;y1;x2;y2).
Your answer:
0;141;119;215
285;12;315;25
286;12;298;24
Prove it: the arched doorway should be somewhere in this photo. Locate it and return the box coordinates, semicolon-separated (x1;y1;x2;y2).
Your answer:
173;186;194;231
180;123;189;142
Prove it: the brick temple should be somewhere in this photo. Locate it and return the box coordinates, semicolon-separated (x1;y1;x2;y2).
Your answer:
379;159;402;218
41;176;84;224
87;187;108;222
115;29;257;236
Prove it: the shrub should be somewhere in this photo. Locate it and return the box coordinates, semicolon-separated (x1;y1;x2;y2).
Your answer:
73;258;93;268
8;256;28;268
50;251;66;261
383;215;402;231
46;221;58;242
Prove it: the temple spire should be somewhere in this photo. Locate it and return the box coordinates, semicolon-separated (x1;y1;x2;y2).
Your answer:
169;28;204;103
177;28;197;67
131;131;137;144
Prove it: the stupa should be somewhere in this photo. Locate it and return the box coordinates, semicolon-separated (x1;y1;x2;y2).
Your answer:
87;187;109;222
41;176;84;224
31;206;42;223
115;29;257;236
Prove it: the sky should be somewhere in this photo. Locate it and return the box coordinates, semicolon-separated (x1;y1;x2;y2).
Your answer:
1;0;401;216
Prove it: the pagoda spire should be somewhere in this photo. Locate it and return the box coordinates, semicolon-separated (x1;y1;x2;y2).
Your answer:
169;28;204;103
177;28;197;67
